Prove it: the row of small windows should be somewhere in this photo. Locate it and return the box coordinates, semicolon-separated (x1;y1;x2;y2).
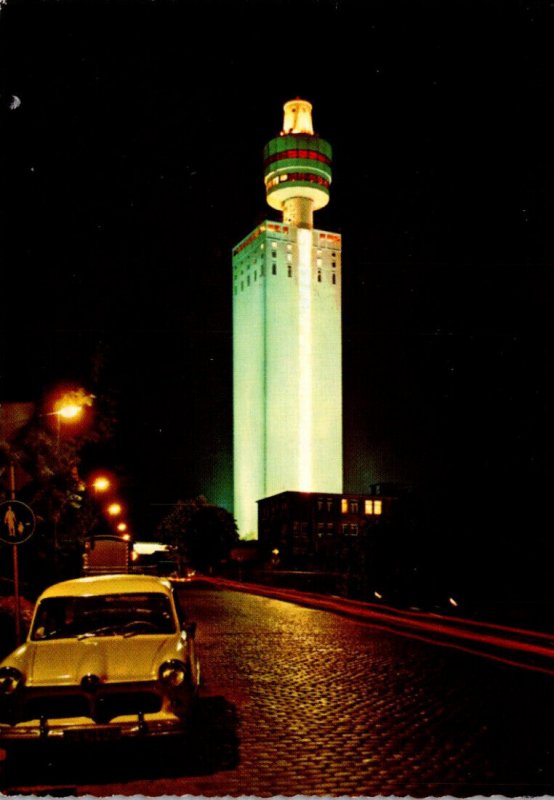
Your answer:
314;498;382;515
340;498;382;515
296;522;359;538
234;249;339;279
266;173;331;190
264;149;332;168
234;268;337;293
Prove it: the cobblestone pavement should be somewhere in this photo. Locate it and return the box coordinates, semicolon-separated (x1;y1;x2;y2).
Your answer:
5;586;554;796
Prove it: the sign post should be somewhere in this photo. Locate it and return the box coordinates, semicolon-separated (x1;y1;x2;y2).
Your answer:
0;499;36;644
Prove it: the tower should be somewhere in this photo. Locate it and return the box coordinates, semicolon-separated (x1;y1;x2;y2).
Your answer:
233;99;342;538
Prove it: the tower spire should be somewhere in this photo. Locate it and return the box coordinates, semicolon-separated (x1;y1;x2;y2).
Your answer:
282;98;314;135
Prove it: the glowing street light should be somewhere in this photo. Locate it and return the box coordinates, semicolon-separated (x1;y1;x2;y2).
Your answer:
53;388;94;422
92;476;111;494
56;404;82;420
49;388;95;449
116;522;128;532
107;502;122;517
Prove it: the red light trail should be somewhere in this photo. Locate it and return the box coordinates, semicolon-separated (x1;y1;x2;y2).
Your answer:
198;577;554;677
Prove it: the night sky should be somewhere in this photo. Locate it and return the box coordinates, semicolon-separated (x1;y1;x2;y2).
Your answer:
1;0;553;545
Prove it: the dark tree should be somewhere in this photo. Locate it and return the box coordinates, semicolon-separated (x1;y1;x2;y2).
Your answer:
157;496;238;574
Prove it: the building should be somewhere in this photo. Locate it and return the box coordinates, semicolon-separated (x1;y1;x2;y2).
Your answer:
257;486;401;574
233;99;342;538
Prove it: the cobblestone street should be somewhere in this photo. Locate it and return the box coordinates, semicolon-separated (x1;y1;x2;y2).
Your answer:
6;586;554;796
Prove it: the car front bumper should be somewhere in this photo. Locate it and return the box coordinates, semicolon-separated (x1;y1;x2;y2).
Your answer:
0;711;187;743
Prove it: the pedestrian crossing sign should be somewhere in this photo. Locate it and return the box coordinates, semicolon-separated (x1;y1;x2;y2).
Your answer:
0;500;36;545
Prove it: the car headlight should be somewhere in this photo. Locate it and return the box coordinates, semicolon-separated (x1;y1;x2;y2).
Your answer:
0;667;24;696
158;660;188;688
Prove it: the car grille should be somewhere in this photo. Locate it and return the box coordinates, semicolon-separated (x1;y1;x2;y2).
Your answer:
18;689;162;723
23;694;90;721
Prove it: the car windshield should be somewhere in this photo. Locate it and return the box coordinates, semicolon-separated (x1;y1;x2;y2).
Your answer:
31;592;176;640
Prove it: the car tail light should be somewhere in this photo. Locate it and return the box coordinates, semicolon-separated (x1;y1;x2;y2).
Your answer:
0;667;23;695
158;660;187;688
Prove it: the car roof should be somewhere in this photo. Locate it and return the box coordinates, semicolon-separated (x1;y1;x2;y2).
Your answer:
38;574;174;600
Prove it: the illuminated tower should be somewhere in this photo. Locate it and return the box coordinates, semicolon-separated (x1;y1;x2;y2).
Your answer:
233;99;342;538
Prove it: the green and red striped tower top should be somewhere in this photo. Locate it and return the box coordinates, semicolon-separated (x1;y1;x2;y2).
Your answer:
263;98;332;228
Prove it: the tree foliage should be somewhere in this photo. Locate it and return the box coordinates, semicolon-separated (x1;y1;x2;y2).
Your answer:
0;394;117;593
157;496;238;573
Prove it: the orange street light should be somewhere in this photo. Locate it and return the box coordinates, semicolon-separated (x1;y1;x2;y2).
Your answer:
48;388;95;448
92;476;111;493
107;502;122;517
53;389;94;421
56;403;83;420
116;522;128;532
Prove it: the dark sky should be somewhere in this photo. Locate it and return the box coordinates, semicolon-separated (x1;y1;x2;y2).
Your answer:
1;0;553;539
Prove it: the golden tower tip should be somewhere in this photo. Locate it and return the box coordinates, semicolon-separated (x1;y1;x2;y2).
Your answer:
282;98;314;135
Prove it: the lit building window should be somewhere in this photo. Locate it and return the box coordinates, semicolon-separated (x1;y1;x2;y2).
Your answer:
341;498;348;513
364;500;373;515
374;500;383;515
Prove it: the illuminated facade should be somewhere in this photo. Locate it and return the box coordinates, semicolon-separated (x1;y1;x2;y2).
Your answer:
233;99;342;538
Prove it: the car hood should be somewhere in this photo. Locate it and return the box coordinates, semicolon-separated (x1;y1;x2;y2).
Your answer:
4;634;184;687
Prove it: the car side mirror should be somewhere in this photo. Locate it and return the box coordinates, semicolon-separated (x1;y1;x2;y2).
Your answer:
183;621;196;639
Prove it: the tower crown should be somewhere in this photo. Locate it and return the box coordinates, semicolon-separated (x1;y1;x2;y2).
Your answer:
282;99;314;135
263;98;332;221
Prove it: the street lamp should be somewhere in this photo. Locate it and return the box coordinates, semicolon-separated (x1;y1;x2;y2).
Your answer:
92;476;111;494
53;388;95;416
50;388;95;448
107;502;122;517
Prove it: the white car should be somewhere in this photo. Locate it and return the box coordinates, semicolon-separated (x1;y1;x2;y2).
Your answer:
0;573;200;746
